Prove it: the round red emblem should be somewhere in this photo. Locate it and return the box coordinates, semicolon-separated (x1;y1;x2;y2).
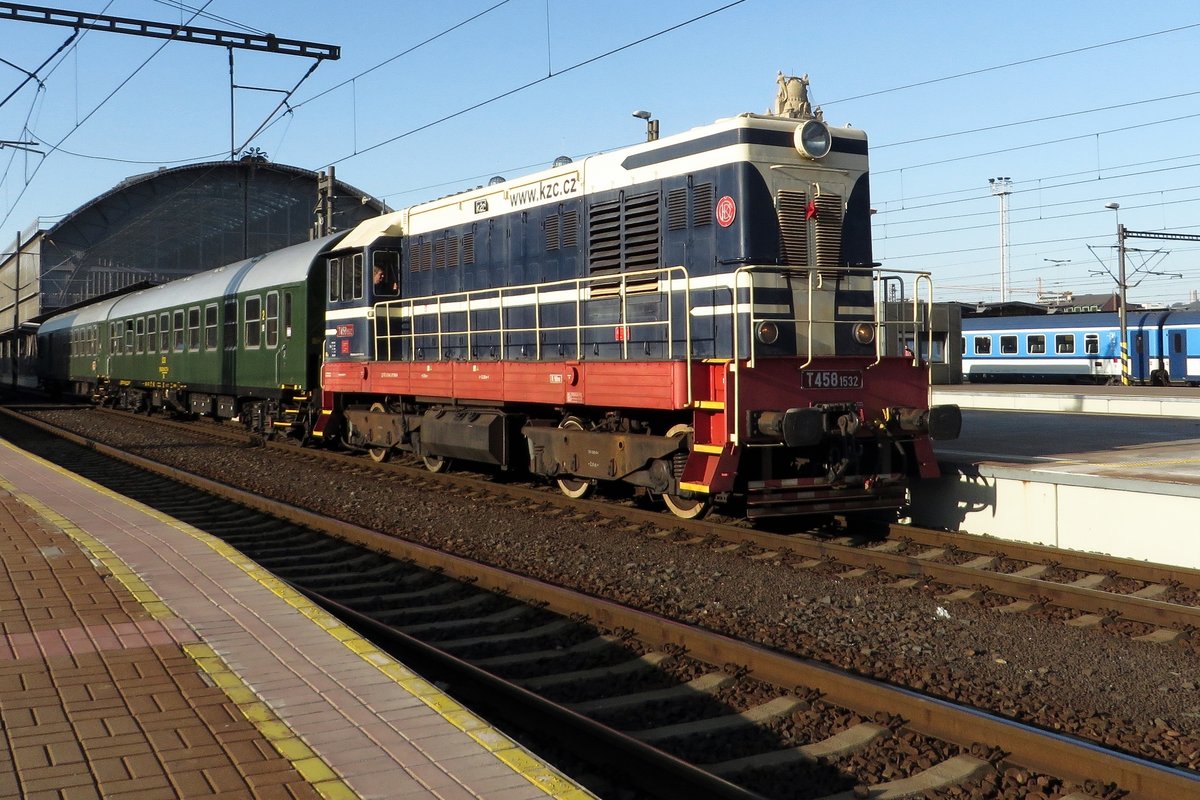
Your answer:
715;195;736;227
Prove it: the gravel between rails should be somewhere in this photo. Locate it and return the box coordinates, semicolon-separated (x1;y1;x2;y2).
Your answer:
30;409;1200;774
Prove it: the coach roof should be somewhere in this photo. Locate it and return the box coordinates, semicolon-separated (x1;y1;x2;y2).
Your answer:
102;233;346;319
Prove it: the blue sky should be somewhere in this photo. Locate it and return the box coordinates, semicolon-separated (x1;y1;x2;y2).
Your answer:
3;1;1200;306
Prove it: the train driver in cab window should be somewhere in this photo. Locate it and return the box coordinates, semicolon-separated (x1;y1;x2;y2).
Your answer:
372;258;398;297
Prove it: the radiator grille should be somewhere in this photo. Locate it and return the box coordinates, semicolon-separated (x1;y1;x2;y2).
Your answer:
693;183;713;227
813;194;844;270
777;190;809;266
563;210;578;248
588;191;660;275
667;187;688;231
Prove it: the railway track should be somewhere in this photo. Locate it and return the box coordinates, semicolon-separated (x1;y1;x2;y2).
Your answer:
52;406;1200;648
3;406;1199;798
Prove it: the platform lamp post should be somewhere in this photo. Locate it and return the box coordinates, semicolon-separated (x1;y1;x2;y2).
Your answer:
1105;202;1130;386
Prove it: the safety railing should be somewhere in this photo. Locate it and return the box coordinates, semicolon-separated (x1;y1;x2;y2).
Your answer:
372;264;936;417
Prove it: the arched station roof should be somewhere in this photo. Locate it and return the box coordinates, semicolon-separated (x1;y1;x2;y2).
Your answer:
36;158;385;313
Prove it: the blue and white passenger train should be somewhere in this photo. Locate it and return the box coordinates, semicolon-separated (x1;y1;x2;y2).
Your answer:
961;310;1200;385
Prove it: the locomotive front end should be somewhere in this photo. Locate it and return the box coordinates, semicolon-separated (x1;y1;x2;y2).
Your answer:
670;78;961;519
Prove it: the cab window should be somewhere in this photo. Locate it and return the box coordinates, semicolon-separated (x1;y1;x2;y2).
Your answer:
328;258;341;302
372;250;400;297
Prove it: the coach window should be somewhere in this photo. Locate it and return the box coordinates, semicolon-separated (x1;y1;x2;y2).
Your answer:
245;296;262;348
999;335;1017;354
135;318;145;354
224;300;238;350
147;316;157;354
173;310;185;352
110;322;120;355
328;258;341;302
1055;333;1075;354
187;307;201;351
1084;334;1099;355
973;336;991;355
283;292;293;338
1027;334;1045;354
204;304;218;351
1175;332;1185;352
123;320;134;353
266;292;279;348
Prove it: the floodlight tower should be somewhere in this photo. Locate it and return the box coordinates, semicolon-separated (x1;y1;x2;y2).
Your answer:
989;177;1013;302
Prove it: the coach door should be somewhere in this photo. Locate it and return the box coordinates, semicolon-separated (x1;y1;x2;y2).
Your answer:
1168;328;1187;381
1130;330;1150;381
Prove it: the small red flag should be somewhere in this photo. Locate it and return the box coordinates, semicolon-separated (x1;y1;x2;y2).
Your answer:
805;200;819;220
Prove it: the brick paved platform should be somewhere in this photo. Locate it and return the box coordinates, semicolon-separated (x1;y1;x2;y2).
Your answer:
0;439;592;800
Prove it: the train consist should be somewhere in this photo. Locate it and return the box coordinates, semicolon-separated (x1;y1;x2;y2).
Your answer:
962;310;1200;385
36;76;960;520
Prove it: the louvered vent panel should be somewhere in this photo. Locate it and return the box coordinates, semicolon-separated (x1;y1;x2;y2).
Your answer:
623;192;661;271
447;236;459;267
813;194;844;270
777;190;809;266
544;214;560;251
463;232;475;265
588;200;622;274
563;210;578;248
667;187;688;231
693;183;714;226
410;242;420;271
422;241;433;271
434;238;446;268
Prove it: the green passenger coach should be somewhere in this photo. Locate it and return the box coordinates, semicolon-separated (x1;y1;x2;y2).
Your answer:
37;234;344;437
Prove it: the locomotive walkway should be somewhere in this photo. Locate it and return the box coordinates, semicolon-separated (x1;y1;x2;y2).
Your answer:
0;439;590;799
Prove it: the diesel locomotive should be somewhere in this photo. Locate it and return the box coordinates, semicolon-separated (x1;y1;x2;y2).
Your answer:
36;76;961;520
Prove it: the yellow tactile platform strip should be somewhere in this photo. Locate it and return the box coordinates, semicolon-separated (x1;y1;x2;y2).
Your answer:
0;439;593;799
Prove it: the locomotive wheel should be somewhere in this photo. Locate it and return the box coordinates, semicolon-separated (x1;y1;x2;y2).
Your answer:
662;424;711;520
367;403;391;463
422;454;451;473
555;416;595;499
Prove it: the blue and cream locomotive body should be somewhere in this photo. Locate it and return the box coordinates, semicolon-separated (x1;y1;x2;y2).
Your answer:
36;78;960;520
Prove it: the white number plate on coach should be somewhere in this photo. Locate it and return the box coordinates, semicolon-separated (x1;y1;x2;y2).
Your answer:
802;370;863;389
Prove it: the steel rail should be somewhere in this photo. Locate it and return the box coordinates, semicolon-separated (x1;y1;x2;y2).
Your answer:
11;407;1198;798
69;407;1200;633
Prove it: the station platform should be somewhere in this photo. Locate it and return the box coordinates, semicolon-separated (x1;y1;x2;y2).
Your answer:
933;382;1200;418
0;439;591;799
915;392;1200;570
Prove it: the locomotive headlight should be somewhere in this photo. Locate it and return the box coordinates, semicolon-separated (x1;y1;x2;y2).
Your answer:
756;321;780;345
852;322;875;345
794;119;832;160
